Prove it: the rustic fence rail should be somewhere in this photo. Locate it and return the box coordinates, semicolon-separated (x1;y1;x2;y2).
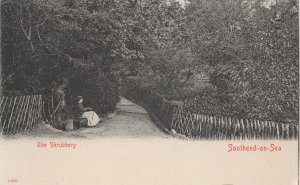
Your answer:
0;95;43;135
122;81;299;140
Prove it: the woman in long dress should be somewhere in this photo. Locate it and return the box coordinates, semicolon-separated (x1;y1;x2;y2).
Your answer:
75;96;101;127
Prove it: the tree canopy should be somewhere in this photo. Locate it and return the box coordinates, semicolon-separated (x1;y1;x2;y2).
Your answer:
1;0;298;122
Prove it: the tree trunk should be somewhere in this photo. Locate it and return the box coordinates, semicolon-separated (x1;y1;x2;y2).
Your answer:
0;19;2;133
0;19;2;99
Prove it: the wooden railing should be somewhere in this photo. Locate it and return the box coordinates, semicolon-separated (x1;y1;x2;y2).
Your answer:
0;95;43;135
122;83;299;140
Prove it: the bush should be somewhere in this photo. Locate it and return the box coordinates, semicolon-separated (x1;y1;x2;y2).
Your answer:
183;86;249;118
69;72;120;116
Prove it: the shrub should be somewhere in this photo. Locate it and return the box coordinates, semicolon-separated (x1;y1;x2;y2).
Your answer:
183;86;249;118
69;72;120;116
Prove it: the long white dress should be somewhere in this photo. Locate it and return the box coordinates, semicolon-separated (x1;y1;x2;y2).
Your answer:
82;111;101;126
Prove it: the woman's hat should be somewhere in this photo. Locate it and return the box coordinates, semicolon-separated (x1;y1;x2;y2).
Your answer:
75;96;83;101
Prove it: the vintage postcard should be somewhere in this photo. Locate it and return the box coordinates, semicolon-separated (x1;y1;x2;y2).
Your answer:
0;0;298;185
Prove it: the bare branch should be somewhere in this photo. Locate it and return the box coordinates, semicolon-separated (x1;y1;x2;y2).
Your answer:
36;26;42;42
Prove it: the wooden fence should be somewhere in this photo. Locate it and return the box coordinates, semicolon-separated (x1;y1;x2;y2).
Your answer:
170;106;298;140
0;95;43;135
123;84;299;140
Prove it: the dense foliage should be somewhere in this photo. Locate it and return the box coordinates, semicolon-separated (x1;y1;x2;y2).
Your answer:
1;0;144;113
74;72;120;115
1;0;298;122
183;0;298;122
140;0;298;123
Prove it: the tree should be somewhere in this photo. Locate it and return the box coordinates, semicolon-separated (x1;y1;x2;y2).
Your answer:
134;0;196;95
1;0;145;92
227;0;298;121
185;0;298;122
1;0;146;115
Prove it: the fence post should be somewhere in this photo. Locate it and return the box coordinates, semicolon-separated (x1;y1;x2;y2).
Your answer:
0;96;7;133
282;124;285;139
1;96;13;135
276;123;280;139
29;95;38;130
286;124;290;139
234;119;238;140
7;96;21;134
245;119;249;139
12;96;26;134
199;115;202;139
248;119;253;139
296;125;299;140
269;122;272;139
257;120;261;140
221;117;225;140
241;119;245;140
24;96;33;131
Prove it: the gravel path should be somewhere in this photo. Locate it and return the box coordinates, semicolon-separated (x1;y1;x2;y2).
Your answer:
7;97;170;139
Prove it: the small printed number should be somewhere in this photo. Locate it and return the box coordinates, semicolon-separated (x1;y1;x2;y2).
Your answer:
8;179;18;183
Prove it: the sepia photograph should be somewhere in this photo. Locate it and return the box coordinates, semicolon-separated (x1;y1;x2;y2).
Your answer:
0;0;298;185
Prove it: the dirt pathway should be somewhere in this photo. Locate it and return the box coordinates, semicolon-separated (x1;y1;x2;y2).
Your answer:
7;97;170;139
